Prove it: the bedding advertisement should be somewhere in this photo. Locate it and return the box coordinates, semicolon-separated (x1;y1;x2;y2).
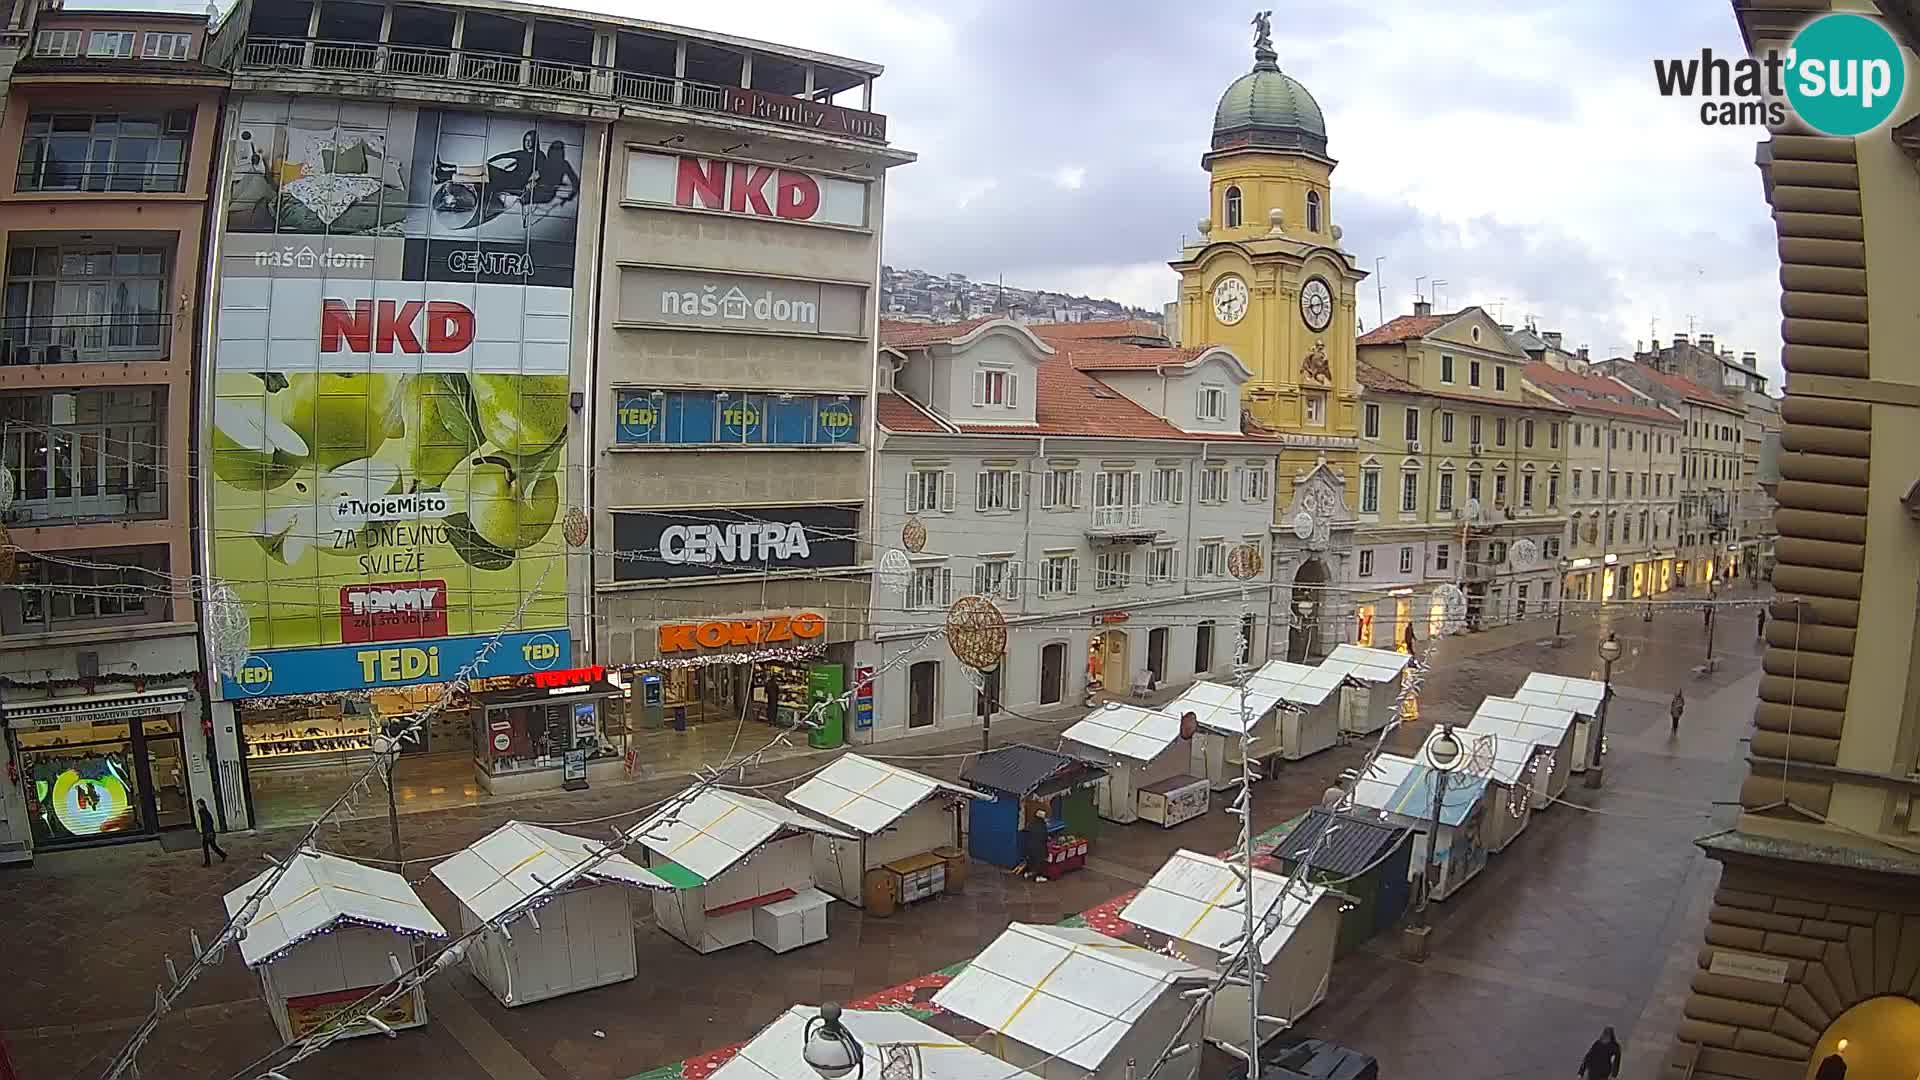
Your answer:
212;97;580;697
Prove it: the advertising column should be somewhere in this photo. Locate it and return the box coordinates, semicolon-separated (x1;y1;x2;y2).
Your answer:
208;98;583;796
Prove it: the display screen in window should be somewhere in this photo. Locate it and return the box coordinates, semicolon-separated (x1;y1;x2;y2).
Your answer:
26;749;140;839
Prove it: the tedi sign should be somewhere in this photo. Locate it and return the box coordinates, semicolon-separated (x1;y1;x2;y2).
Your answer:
1653;13;1905;134
624;151;869;228
612;504;859;581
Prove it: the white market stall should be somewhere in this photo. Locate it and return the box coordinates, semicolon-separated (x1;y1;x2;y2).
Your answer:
1120;849;1339;1048
224;848;446;1042
782;753;984;910
1418;726;1537;853
1350;753;1491;902
711;1004;1045;1080
628;787;853;955
1248;660;1347;760
1513;673;1608;773
1061;703;1205;825
1322;644;1412;736
430;820;672;1006
932;923;1210;1080
1162;680;1288;791
1466;696;1579;808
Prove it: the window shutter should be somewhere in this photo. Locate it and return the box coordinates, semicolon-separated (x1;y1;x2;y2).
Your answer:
1174;471;1185;505
1006;372;1019;409
975;471;990;511
1006;561;1021;600
1010;471;1023;510
906;474;921;514
940;567;953;606
972;369;986;406
1129;471;1142;507
940;471;955;511
1072;471;1083;508
1068;557;1080;593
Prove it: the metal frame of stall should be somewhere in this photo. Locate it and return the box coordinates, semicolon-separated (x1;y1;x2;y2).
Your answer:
1419;725;1538;853
1351;753;1491;902
710;1005;1045;1080
782;753;985;909
931;923;1210;1080
1161;680;1289;791
1465;696;1579;808
1248;660;1347;760
1321;644;1412;735
224;848;446;1042
1060;703;1202;825
627;787;852;955
1512;673;1607;773
1119;848;1340;1049
431;820;672;1006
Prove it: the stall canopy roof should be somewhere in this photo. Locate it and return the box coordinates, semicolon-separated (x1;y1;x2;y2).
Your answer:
627;788;852;884
224;847;445;968
932;923;1206;1072
1268;806;1412;877
960;743;1103;797
784;754;986;836
1248;659;1346;707
432;821;671;922
1322;644;1411;685
1063;703;1185;763
1513;672;1607;717
711;1006;1043;1080
1162;680;1287;735
1120;849;1327;965
1350;753;1488;827
1422;726;1533;787
1468;696;1578;746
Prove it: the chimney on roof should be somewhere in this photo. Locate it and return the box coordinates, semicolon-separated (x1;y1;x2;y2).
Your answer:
1413;299;1432;317
1543;331;1563;349
1741;350;1757;369
1499;323;1514;332
1674;333;1688;347
1577;346;1590;363
1699;333;1715;352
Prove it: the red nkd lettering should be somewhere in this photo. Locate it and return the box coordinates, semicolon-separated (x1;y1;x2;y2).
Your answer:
674;157;728;210
320;299;475;354
728;163;777;216
776;171;820;220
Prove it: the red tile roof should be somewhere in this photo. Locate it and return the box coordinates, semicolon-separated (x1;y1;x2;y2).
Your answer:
1028;319;1165;342
875;391;951;434
1355;311;1459;346
1356;361;1573;413
1522;362;1679;423
1055;340;1210;372
878;317;1002;348
1355;361;1418;394
1622;365;1738;409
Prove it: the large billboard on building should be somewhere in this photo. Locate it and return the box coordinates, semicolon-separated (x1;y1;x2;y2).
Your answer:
211;97;581;698
610;505;859;581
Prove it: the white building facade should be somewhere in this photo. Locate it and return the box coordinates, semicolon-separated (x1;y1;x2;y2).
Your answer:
860;319;1280;740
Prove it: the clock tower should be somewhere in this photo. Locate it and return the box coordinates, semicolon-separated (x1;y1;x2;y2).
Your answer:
1171;12;1367;658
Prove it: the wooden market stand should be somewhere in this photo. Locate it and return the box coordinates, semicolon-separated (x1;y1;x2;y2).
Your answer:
781;753;985;912
1061;703;1206;826
959;744;1104;875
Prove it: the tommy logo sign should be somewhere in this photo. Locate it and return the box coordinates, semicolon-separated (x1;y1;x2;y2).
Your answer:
340;580;450;643
321;299;476;354
625;151;869;228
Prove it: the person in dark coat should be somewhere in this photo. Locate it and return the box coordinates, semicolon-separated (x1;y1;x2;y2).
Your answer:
1757;606;1767;639
1577;1027;1620;1080
1813;1053;1847;1080
1021;808;1051;883
197;798;227;867
1670;688;1686;735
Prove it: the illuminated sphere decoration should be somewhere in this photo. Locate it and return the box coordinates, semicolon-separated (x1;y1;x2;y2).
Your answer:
1227;542;1265;581
901;518;928;554
876;549;913;594
1509;538;1539;569
1432;583;1469;635
205;580;254;678
945;595;1008;671
562;506;590;549
0;465;13;512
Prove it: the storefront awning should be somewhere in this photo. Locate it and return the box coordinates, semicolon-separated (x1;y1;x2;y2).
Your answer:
4;687;192;729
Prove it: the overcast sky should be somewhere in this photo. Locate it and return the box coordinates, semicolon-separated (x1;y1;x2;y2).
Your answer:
141;0;1782;381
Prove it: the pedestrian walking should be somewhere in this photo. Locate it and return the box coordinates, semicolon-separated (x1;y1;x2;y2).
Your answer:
1021;807;1051;883
1577;1027;1621;1080
1757;606;1767;639
1402;622;1416;654
197;798;227;867
1669;688;1686;735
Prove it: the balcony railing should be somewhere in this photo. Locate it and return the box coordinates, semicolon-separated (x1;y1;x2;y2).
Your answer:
0;314;171;365
1092;505;1142;529
15;164;187;195
235;36;889;143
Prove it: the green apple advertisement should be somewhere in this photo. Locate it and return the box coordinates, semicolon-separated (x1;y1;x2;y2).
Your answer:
212;97;582;698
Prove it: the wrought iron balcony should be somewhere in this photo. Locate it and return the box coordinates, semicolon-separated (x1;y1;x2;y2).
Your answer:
1086;505;1160;544
0;314;171;365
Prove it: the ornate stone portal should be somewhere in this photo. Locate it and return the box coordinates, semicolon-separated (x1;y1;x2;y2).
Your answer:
1271;455;1357;661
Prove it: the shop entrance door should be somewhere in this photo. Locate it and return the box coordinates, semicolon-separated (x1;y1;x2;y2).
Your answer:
138;716;192;832
1146;628;1167;687
908;661;937;729
1100;630;1130;693
1039;643;1065;705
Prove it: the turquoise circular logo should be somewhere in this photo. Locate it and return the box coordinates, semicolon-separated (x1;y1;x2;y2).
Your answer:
1786;14;1905;136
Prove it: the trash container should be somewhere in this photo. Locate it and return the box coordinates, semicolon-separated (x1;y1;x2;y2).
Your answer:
863;867;896;917
934;845;967;894
671;706;687;732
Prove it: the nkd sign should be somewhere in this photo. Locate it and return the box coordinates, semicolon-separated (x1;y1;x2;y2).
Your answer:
618;267;865;336
624;151;869;228
611;504;858;581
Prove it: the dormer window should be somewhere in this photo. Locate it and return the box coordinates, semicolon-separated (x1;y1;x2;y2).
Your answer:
1306;191;1322;233
1224;186;1243;229
973;366;1017;408
142;32;193;60
1198;384;1227;421
86;30;137;58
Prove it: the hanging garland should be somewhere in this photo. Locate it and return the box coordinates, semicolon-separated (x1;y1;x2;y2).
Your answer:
0;669;202;694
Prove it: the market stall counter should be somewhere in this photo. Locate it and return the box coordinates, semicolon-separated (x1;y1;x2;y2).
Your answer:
1060;703;1199;825
781;753;985;909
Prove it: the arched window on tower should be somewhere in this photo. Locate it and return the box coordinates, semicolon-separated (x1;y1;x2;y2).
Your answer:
1306;190;1323;233
1224;186;1242;228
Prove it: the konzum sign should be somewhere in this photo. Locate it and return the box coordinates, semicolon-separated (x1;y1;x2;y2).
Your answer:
624;151;869;228
657;611;827;653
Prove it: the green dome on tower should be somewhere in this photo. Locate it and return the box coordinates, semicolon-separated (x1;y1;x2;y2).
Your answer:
1210;20;1328;158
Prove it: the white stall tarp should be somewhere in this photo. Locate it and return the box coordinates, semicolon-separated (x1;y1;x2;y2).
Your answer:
628;788;851;882
1469;696;1577;748
785;754;985;836
1248;660;1345;707
432;821;671;922
1514;673;1606;717
1120;849;1325;965
1422;726;1533;788
1063;703;1185;763
1163;681;1288;735
713;1006;1043;1080
932;923;1206;1072
1321;644;1411;684
225;848;445;967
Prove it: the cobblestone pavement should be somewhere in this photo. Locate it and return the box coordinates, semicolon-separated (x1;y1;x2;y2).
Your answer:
0;586;1768;1080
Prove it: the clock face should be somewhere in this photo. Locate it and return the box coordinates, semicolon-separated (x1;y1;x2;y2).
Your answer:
1300;277;1334;332
1212;276;1249;326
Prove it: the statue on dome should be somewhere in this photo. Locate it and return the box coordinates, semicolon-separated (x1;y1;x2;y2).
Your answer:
1252;10;1274;53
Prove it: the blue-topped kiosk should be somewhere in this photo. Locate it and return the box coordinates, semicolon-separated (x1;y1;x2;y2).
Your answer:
960;744;1106;873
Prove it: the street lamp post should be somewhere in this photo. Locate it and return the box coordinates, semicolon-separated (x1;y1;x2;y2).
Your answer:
1401;724;1462;962
1696;577;1720;676
1546;558;1571;647
1585;632;1623;789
